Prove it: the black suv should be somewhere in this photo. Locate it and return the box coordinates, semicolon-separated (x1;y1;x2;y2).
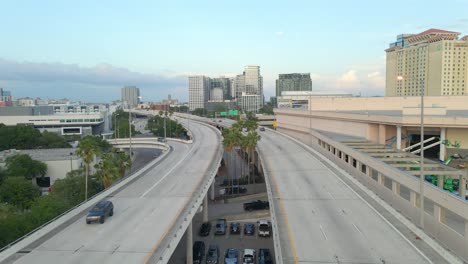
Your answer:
199;222;211;237
193;241;205;264
86;201;114;224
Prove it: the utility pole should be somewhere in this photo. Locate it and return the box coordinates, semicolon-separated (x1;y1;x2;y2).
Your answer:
419;78;425;229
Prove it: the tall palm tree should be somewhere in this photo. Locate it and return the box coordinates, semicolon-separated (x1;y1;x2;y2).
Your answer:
222;128;239;195
76;137;100;201
244;120;258;132
94;153;119;188
113;150;132;176
244;131;261;184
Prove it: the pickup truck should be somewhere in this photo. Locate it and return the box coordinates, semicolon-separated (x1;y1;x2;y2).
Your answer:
243;200;269;211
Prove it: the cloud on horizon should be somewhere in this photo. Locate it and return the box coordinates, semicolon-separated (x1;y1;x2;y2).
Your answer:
0;59;188;102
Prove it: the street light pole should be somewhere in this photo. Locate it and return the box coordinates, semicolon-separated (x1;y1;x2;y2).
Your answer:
398;75;425;229
419;78;425;229
129;107;133;163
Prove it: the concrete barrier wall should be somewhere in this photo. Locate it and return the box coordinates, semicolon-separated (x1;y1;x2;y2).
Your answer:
277;126;468;262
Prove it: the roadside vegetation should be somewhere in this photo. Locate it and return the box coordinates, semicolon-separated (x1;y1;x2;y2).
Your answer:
111;109;140;138
222;114;262;191
0;131;131;249
0;124;70;151
146;110;188;139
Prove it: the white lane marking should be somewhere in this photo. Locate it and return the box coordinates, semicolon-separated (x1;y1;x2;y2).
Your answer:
273;131;437;264
326;190;335;200
352;223;364;236
319;224;327;240
140;144;194;198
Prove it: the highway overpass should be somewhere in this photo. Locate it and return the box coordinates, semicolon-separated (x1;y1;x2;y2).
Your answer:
0;120;222;264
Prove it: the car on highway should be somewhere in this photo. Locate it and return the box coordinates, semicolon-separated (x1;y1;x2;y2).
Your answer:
244;223;255;236
193;241;205;264
259;126;266;131
215;219;227;235
243;200;269;211
157;137;167;143
230;222;241;234
258;248;273;264
199;222;211;237
242;249;256;264
86;200;114;224
206;244;219;264
257;220;271;237
218;120;222;122
224;248;239;264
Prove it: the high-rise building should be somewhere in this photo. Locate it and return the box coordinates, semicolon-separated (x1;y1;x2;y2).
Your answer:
210;77;231;100
236;65;263;112
210;88;224;101
188;76;210;111
0;88;12;107
275;73;312;97
121;86;140;107
385;29;468;96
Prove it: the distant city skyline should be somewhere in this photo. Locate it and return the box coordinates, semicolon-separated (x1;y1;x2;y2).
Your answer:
1;1;468;102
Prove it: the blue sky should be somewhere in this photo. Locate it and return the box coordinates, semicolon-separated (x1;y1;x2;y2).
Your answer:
1;0;467;102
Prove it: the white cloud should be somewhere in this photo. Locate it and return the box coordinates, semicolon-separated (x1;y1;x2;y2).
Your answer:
310;73;321;80
339;70;358;82
275;31;284;37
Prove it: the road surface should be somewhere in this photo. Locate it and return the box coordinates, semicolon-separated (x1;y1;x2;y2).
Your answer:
258;129;431;264
7;121;220;264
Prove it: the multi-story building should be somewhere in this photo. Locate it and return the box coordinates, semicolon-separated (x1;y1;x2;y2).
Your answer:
121;86;140;107
17;97;37;106
210;87;224;101
0;88;12;107
210;77;231;100
188;76;210;111
275;73;312;97
386;28;468;96
236;66;264;112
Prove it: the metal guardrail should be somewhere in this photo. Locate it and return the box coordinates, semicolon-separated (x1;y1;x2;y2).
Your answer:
0;147;172;260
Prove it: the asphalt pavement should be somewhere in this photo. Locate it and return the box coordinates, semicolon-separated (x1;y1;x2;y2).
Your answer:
7;121;220;264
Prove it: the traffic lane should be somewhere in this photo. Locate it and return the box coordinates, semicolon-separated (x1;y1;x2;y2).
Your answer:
13;142;190;264
258;130;429;264
13;123;217;264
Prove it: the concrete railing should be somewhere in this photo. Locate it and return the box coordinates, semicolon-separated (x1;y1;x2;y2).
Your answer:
277;125;467;263
0;147;172;262
149;120;223;263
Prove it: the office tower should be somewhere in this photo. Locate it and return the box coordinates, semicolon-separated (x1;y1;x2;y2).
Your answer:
210;88;224;101
236;65;263;112
121;86;140;107
275;73;312;97
210;77;231;100
386;29;468;96
188;76;210;111
0;88;13;107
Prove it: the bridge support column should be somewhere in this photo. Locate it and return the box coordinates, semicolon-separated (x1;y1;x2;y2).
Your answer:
440;127;446;161
459;175;466;200
379;124;386;145
396;125;402;150
378;173;384;185
203;195;208;222
410;191;417;207
186;221;193;264
392;181;400;195
434;205;444;223
210;180;215;201
366;166;371;177
437;175;443;188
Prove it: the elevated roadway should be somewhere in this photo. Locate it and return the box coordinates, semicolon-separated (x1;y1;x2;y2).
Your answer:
258;129;437;263
2;121;221;264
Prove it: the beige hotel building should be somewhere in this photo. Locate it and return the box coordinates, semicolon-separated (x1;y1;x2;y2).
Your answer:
386;29;468;96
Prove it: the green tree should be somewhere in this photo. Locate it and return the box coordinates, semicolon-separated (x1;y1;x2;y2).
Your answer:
259;103;274;115
0;167;6;184
94;153;120;188
29;195;69;225
243;131;261;184
76;136;101;201
39;131;71;148
5;154;47;180
112;150;131;176
192;108;205;117
0;177;41;210
52;169;102;206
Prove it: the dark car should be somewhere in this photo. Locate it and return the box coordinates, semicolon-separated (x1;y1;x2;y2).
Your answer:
86;200;114;224
230;222;241;234
224;248;238;264
259;127;266;131
157;137;167;143
215;219;227;235
244;223;255;236
206;244;219;264
193;241;205;264
199;222;211;237
258;248;273;264
243;200;269;211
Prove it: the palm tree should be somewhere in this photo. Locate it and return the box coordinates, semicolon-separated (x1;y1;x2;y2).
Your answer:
94;153;119;188
76;137;100;201
244;119;258;132
112;150;132;176
222;128;238;195
244;131;261;184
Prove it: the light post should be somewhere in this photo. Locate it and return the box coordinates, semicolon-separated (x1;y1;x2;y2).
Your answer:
398;75;425;229
114;112;119;141
128;106;133;164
